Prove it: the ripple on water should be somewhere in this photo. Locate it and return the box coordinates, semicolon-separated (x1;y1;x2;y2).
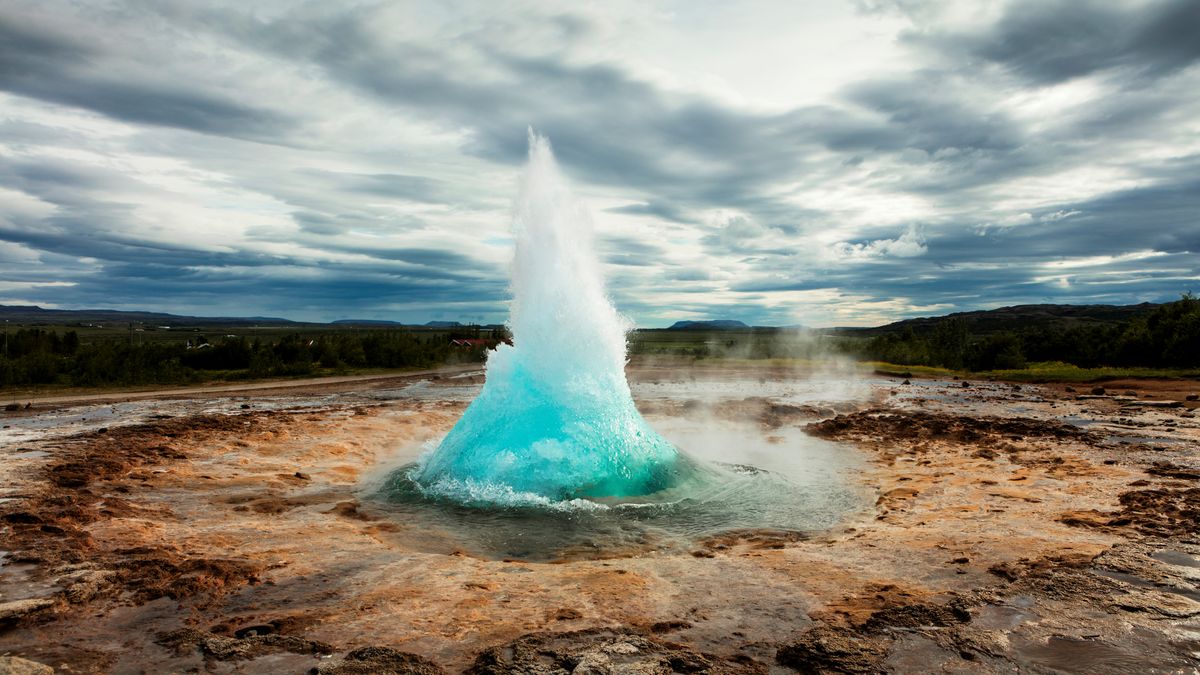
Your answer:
370;423;868;561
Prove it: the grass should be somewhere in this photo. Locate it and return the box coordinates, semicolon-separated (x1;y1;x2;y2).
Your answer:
864;360;1200;383
0;365;455;400
974;361;1200;383
861;361;961;378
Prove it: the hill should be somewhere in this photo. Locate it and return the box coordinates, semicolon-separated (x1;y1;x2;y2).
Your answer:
0;305;297;327
834;303;1159;336
331;319;406;326
667;320;750;330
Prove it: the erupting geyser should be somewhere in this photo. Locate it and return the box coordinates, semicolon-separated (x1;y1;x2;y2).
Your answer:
413;132;680;502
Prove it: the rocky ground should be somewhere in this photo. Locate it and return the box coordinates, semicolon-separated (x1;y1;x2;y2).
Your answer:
0;365;1198;673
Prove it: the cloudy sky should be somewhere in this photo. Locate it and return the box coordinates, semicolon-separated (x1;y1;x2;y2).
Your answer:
1;0;1197;326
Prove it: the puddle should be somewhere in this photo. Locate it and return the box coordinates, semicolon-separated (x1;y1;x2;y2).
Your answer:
0;561;59;603
1015;635;1148;674
3;449;47;460
883;634;955;671
1151;550;1200;569
974;601;1039;631
1107;434;1190;447
1093;569;1200;603
371;380;480;402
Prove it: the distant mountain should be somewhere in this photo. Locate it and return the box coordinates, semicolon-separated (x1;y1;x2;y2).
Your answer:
331;319;406;325
0;305;297;326
0;305;504;330
667;319;750;330
833;303;1160;336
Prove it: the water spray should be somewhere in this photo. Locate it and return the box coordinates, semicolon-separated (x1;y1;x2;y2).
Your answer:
413;132;680;501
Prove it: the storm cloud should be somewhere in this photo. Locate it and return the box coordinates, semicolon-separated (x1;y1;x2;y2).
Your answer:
0;0;1196;326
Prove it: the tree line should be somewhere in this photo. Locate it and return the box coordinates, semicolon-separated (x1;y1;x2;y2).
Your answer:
0;329;493;388
853;294;1200;370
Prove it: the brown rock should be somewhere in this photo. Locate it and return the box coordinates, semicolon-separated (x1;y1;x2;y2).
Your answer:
61;569;117;604
157;628;332;661
466;628;733;675
0;656;55;675
0;598;55;622
777;626;889;674
316;646;446;674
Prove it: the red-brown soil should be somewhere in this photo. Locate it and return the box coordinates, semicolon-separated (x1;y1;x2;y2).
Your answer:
1;366;1197;673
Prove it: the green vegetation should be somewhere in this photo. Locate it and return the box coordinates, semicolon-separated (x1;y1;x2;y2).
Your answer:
629;295;1200;382
3;295;1196;391
861;362;960;378
850;295;1199;373
0;325;505;389
630;328;835;360
975;361;1200;383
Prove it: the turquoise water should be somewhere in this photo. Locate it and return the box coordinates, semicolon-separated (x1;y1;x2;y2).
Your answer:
376;421;866;561
400;135;867;551
411;132;680;501
413;354;682;501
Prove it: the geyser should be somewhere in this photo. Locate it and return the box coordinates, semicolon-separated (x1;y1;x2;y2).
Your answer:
413;132;680;502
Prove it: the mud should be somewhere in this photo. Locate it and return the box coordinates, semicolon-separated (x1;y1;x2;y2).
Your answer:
1;367;1198;673
464;628;759;675
0;413;297;623
806;408;1094;444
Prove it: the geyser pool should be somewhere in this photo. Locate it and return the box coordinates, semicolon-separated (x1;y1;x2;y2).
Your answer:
378;413;867;560
410;132;681;501
378;133;869;557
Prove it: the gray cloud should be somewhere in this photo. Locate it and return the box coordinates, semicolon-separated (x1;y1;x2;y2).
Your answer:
606;201;695;224
0;0;1195;325
911;0;1200;85
0;9;293;139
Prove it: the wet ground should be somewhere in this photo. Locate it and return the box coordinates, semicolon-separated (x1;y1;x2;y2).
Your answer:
1;362;1198;673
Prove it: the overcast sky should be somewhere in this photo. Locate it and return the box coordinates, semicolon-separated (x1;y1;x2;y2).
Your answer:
1;0;1197;326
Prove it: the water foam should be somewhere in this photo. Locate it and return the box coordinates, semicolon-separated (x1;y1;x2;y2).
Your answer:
413;132;680;501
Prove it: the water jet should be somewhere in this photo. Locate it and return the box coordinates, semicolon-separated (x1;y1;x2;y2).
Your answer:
376;134;869;560
411;132;682;503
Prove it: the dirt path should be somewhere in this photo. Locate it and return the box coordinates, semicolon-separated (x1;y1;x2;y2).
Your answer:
6;364;483;409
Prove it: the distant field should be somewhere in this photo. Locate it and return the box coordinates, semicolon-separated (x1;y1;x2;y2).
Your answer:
629;328;844;360
0;323;502;392
976;361;1200;383
866;360;1200;383
4;322;1198;393
3;322;463;346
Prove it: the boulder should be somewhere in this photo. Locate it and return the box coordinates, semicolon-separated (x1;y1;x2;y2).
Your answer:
0;598;55;622
316;646;446;674
0;657;54;675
